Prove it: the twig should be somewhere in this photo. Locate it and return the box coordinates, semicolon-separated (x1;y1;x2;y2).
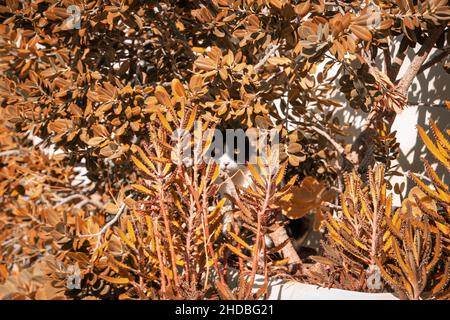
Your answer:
269;225;302;265
323;202;342;211
245;178;272;298
0;150;22;157
158;179;180;288
54;194;103;209
79;203;127;251
310;126;345;155
254;44;280;73
310;125;357;170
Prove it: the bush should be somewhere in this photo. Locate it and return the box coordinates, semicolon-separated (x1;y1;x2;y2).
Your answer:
0;0;449;299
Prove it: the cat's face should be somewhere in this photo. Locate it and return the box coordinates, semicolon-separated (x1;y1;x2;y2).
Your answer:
218;152;241;174
209;129;252;175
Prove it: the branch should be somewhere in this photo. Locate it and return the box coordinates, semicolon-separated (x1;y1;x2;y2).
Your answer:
383;48;393;81
254;44;280;73
54;194;103;209
397;25;446;95
350;26;446;174
269;225;301;265
310;125;356;170
418;48;450;75
391;36;410;82
0;150;22;157
79;203;127;250
310;126;345;155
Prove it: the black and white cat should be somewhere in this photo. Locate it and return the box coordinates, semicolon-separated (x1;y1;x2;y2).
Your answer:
209;126;311;254
207;126;253;234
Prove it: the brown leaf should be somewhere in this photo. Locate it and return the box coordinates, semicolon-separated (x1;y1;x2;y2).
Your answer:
155;85;173;107
350;25;372;41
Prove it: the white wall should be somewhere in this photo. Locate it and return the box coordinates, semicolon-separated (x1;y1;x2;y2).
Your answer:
335;45;450;206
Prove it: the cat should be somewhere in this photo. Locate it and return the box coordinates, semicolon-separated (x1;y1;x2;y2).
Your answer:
210;125;312;255
209;126;253;234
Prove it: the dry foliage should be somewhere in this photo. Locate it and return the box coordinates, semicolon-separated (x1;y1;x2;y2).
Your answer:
316;120;449;299
0;0;449;300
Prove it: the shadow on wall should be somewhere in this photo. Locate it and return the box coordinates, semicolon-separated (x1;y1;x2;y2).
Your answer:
334;48;449;205
390;48;449;204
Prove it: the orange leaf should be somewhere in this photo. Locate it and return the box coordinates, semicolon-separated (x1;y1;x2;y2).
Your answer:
99;275;130;285
350;25;372;41
155;85;172;107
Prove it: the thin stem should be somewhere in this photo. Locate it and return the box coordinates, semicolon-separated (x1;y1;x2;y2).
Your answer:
79;203;127;251
151;218;167;296
245;178;272;298
158;182;180;289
